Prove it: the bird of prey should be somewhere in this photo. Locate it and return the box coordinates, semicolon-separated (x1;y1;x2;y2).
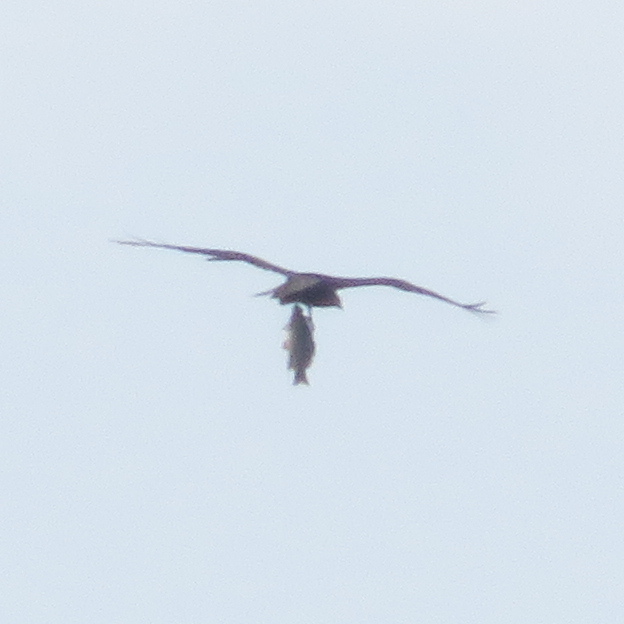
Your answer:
283;305;316;385
115;239;494;314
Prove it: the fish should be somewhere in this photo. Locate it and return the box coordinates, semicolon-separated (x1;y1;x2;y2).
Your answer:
283;305;316;385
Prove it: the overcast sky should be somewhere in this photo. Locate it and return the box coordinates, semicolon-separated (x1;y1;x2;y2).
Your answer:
2;1;623;622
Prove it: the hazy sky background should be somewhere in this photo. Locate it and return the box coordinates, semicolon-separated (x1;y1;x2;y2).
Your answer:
3;1;623;622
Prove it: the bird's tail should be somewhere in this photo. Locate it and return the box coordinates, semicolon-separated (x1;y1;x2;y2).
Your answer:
254;288;275;298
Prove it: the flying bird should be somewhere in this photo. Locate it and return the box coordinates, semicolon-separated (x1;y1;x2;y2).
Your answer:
283;305;316;385
114;239;494;314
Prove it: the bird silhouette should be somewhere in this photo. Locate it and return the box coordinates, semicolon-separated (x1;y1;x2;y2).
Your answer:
115;239;494;314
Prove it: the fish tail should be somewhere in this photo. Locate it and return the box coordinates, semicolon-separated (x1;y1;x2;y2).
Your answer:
293;370;309;385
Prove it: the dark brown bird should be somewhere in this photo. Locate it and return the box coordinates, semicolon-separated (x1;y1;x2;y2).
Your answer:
115;239;494;313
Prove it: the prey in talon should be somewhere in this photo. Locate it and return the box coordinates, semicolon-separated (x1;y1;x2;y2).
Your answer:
283;305;316;386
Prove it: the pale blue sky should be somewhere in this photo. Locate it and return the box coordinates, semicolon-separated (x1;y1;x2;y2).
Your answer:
2;2;623;622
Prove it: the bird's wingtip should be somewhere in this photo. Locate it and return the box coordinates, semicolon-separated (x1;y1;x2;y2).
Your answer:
465;302;497;314
111;238;152;247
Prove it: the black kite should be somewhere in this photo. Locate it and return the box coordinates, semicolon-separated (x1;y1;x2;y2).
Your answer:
115;239;494;314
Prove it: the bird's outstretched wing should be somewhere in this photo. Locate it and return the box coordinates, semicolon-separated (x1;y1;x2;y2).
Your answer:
324;276;495;313
114;239;295;276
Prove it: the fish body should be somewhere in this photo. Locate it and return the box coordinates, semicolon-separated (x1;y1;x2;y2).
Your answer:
283;305;316;385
